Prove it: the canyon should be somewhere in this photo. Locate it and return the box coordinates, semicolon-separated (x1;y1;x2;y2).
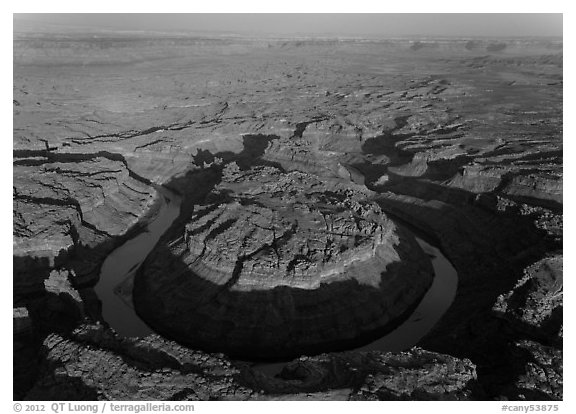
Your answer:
13;32;562;401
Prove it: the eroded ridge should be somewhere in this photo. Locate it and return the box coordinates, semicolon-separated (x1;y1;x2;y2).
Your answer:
134;163;434;359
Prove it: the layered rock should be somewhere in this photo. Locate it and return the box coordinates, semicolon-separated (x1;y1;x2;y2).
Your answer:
25;323;476;401
501;174;563;205
263;135;341;177
134;163;433;359
255;348;477;400
25;324;255;401
449;165;563;208
13;156;159;293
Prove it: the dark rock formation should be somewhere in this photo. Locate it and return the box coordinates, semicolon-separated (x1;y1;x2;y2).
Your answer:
26;323;476;401
493;254;563;344
247;348;477;400
506;340;562;400
14;307;39;397
135;163;433;359
25;324;255;401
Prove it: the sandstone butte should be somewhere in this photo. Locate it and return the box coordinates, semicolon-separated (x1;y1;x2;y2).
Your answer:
134;163;433;359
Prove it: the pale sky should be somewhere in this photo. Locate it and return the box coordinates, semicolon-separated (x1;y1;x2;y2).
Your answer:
13;13;563;38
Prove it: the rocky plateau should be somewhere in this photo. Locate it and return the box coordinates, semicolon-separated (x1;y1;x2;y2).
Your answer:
13;31;562;401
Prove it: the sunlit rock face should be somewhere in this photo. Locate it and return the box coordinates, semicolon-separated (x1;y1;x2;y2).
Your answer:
134;163;433;359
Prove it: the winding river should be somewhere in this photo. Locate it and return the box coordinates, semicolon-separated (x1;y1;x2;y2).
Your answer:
95;185;182;337
94;185;457;362
357;236;458;352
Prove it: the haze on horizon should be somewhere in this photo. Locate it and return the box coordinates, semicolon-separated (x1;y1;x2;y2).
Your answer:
14;13;563;38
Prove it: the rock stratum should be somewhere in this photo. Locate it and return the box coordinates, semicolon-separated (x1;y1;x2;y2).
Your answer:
14;31;562;400
25;323;477;401
134;163;433;358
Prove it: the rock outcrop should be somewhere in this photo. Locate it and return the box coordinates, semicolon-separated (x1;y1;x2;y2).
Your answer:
506;340;562;400
25;323;476;401
247;347;477;400
25;324;255;401
134;163;433;359
493;254;563;344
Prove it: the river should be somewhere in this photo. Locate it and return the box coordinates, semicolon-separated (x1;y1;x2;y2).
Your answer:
94;185;182;337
